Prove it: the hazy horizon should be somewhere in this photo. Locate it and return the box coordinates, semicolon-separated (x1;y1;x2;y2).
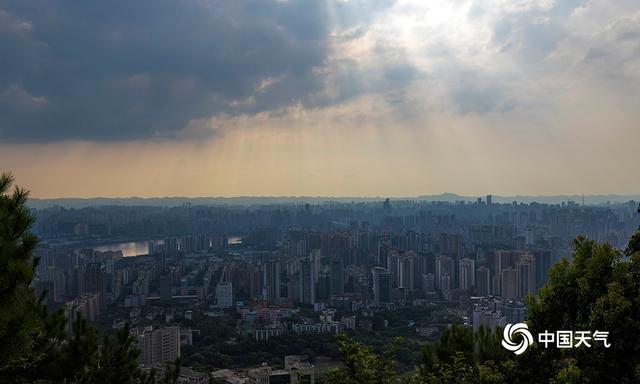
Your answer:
27;193;640;210
28;192;640;200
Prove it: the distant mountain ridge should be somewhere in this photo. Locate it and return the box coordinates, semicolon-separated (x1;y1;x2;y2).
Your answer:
28;193;639;209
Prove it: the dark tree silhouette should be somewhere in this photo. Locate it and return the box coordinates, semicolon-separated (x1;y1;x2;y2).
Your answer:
327;222;640;383
0;172;177;383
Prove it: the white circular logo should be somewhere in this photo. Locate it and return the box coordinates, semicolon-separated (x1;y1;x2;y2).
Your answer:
502;323;534;355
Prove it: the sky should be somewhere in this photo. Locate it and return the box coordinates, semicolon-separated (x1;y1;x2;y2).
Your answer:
0;0;639;198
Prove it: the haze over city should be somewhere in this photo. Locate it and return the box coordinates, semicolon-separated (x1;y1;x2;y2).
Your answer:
1;0;639;198
3;1;640;383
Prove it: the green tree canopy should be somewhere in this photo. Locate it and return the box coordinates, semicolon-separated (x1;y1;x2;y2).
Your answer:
0;172;47;379
0;172;177;383
328;224;640;384
521;235;640;383
323;333;400;384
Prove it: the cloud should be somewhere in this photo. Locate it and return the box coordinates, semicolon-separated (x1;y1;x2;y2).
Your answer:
0;1;336;142
1;0;639;145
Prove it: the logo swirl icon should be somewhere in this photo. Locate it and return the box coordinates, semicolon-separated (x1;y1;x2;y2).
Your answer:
502;323;534;355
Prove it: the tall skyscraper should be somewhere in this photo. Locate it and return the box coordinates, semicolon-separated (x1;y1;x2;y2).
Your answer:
372;267;390;306
263;258;281;301
534;250;552;289
299;255;316;305
398;252;416;290
250;264;262;299
458;257;475;291
501;267;517;299
488;251;502;281
439;233;449;255
441;273;451;300
435;255;454;290
317;268;331;301
387;251;401;287
476;266;490;297
377;238;391;268
216;266;234;308
82;262;107;310
516;253;536;299
491;274;501;296
525;227;535;246
64;293;100;333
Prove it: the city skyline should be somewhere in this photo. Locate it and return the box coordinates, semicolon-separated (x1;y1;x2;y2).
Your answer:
1;0;639;197
2;1;640;382
25;193;640;211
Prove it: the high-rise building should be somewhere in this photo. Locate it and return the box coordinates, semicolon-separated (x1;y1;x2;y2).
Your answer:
422;273;435;294
525;227;535;246
534;250;552;289
458;257;475;291
64;293;100;333
493;250;518;274
441;273;451;300
41;266;66;303
476;266;490;297
516;253;535;299
377;238;391;268
138;326;181;367
317;268;331;301
216;266;234;308
263;259;281;301
491;274;501;296
287;267;300;302
488;251;502;280
387;251;401;287
299;254;316;305
435;255;454;290
501;267;517;299
450;233;462;259
250;264;263;299
82;262;107;309
330;258;344;296
165;238;178;255
148;241;157;255
398;252;416;290
439;233;449;255
372;267;390;306
158;275;172;301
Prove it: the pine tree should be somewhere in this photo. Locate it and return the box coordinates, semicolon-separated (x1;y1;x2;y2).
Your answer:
0;172;178;383
0;172;44;380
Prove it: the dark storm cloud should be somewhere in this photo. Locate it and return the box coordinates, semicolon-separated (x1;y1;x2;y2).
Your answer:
0;0;343;142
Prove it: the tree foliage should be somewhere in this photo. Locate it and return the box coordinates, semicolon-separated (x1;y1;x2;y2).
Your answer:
0;172;177;383
328;222;640;384
411;324;514;384
323;333;401;384
0;172;42;374
522;235;640;383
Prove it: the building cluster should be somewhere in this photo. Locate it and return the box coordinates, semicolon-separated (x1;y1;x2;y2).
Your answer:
471;298;526;332
136;325;181;367
211;355;314;384
31;198;639;379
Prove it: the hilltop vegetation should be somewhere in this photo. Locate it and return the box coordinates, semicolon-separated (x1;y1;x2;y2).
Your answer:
326;218;640;383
